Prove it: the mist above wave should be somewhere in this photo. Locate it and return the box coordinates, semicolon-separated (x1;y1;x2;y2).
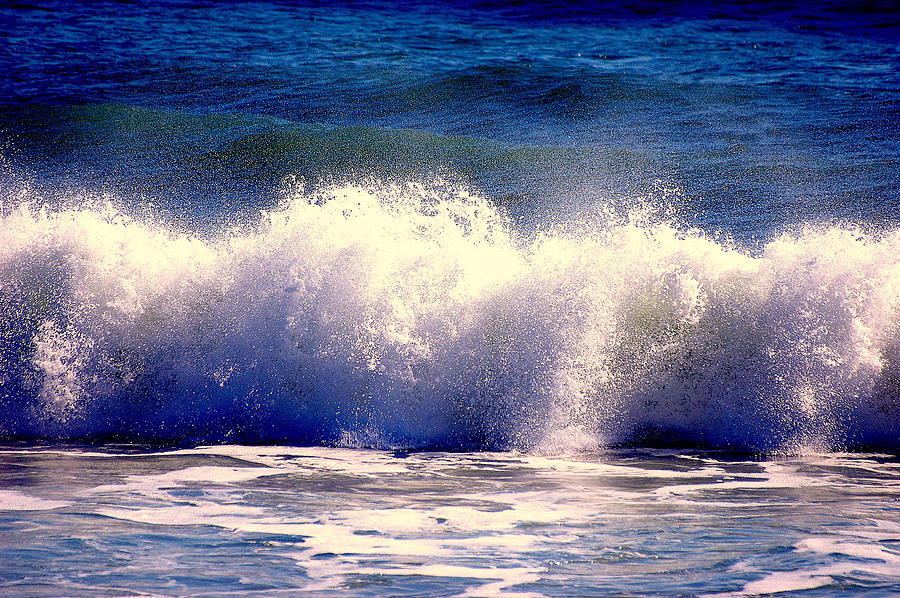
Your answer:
1;179;898;451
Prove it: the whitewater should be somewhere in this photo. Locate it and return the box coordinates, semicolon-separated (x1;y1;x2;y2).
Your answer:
2;179;899;452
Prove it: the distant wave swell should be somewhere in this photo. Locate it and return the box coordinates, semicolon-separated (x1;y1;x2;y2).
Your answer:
1;180;899;451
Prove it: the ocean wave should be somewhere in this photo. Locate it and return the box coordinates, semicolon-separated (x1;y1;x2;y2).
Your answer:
1;179;899;451
0;102;669;233
379;65;675;118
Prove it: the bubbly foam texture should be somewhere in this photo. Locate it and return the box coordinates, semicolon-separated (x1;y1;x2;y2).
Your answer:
1;180;899;450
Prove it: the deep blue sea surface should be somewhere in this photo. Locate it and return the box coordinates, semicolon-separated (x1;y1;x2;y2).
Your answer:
1;3;900;595
3;1;898;238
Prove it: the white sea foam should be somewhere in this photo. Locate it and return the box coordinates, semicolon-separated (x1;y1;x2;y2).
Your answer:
2;180;899;451
0;489;68;511
708;535;900;597
88;465;277;496
13;445;897;596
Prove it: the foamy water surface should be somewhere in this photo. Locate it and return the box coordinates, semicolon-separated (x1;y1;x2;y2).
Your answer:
2;445;899;596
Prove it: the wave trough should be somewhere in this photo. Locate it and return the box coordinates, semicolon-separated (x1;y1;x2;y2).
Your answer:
1;180;899;451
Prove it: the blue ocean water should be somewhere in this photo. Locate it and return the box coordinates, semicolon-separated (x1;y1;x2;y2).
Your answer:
1;3;900;595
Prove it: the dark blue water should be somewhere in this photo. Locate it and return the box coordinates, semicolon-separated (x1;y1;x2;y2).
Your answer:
1;2;899;451
3;1;897;235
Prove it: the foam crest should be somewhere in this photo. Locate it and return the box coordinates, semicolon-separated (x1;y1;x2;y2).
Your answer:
1;180;899;451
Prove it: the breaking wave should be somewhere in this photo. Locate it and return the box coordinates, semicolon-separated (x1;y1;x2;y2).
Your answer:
1;179;899;452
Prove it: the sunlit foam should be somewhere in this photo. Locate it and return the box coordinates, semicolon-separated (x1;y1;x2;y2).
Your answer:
1;179;899;451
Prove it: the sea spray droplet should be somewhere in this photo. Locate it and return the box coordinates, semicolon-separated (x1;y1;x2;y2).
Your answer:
0;181;899;451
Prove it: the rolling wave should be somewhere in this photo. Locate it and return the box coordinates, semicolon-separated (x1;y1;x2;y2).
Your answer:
1;179;899;451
